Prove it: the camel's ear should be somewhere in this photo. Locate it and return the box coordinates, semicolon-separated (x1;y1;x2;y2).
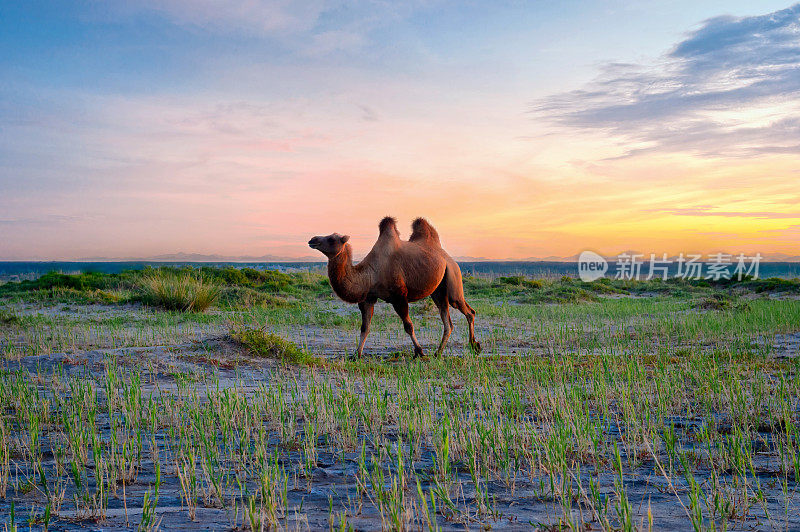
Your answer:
340;235;350;243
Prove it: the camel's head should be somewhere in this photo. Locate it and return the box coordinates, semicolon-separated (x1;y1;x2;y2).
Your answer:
308;233;350;257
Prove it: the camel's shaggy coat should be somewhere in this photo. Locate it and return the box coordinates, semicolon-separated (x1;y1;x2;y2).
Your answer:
308;217;480;357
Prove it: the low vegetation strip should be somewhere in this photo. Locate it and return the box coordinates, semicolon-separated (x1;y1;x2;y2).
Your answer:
0;267;797;309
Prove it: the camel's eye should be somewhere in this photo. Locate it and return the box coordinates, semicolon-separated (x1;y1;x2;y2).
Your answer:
327;237;334;244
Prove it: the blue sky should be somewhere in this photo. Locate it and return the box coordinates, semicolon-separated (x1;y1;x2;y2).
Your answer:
1;1;798;259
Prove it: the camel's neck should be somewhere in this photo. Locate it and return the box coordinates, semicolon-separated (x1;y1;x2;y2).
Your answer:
327;244;371;303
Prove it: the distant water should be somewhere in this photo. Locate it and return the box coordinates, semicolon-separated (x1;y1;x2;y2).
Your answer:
1;261;799;282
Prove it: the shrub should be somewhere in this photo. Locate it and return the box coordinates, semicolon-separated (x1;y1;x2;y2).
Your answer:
0;271;112;294
218;286;290;308
51;287;124;304
518;284;598;304
698;294;733;311
0;310;20;324
743;277;800;293
231;327;313;364
696;293;749;312
138;273;220;312
197;267;329;298
497;276;544;289
583;280;627;295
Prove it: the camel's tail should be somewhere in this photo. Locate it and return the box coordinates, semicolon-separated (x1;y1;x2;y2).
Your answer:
409;217;441;245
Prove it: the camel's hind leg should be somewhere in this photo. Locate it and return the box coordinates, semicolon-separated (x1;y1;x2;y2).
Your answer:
391;299;424;358
443;259;481;353
356;298;376;358
451;299;481;353
431;283;452;357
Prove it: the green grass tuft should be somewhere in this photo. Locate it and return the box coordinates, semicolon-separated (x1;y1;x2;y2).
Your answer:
0;310;20;324
231;327;315;364
137;272;221;312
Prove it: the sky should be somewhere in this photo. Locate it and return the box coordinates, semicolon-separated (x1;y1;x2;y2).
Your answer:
1;0;799;260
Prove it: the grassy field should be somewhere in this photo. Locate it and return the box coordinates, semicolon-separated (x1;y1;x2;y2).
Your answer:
0;267;798;530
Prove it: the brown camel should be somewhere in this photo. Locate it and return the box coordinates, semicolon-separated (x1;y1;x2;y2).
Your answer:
308;217;480;358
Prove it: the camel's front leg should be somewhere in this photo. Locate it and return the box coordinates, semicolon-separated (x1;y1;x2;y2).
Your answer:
434;304;452;356
356;298;376;357
391;299;424;357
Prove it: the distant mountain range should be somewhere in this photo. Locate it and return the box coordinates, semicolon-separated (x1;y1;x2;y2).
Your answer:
79;252;325;262
759;252;800;262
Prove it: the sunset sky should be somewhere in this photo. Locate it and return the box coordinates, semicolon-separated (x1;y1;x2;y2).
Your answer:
1;1;799;260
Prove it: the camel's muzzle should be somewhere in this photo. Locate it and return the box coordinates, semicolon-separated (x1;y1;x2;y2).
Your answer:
308;237;321;250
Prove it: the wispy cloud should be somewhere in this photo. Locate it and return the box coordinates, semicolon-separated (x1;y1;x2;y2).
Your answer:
105;1;432;56
648;206;800;219
0;214;102;226
536;4;800;158
112;0;328;36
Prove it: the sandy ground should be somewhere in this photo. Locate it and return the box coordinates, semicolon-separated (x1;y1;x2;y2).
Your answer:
0;297;798;530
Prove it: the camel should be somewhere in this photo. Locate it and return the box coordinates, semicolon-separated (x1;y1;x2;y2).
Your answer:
308;217;480;358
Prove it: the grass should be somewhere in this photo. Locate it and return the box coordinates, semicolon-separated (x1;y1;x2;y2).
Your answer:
231;326;316;364
0;310;19;324
2;267;797;310
0;345;798;529
0;267;799;529
0;266;331;309
696;292;751;311
217;286;291;309
137;272;221;312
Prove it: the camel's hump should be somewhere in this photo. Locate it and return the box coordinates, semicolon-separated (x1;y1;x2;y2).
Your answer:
378;216;397;233
409;217;441;245
378;216;400;237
